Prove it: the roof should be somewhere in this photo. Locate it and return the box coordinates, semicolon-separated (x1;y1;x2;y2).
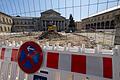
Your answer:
41;9;60;15
40;15;65;20
12;16;39;19
82;5;120;19
0;12;12;18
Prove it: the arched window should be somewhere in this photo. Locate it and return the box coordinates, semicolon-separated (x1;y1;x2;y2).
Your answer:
0;26;2;32
4;27;7;31
25;21;27;24
110;20;115;29
1;26;3;32
105;21;110;29
94;23;96;29
87;24;90;29
28;21;30;24
86;24;88;29
91;24;93;29
9;19;11;24
8;27;11;31
21;21;23;24
101;22;104;29
97;22;100;29
2;17;5;23
6;18;8;23
17;21;19;24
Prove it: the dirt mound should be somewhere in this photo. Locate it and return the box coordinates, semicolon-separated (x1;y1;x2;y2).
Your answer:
38;31;65;40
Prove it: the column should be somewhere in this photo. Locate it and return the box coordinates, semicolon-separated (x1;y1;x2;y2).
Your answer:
60;21;62;31
61;21;63;31
57;21;59;31
45;21;47;31
55;21;56;26
52;20;53;24
63;21;66;31
61;21;64;31
59;21;60;31
43;20;45;31
41;20;43;30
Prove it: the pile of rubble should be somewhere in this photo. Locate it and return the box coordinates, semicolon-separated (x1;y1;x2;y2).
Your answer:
37;31;66;40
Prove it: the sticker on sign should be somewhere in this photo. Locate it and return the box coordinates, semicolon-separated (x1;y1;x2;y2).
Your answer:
33;75;47;80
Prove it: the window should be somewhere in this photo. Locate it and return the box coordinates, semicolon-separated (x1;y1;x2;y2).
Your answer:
2;17;5;23
0;26;2;31
97;22;100;29
21;21;23;24
32;22;34;25
25;22;27;24
6;18;8;23
98;17;100;20
17;21;19;24
107;15;109;19
28;22;30;24
94;23;96;29
101;22;104;29
8;27;11;31
110;20;115;29
105;21;110;29
102;16;104;19
1;26;3;32
94;18;96;21
9;19;11;24
4;27;7;31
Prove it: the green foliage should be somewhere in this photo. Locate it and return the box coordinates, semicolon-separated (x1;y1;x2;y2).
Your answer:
68;14;76;32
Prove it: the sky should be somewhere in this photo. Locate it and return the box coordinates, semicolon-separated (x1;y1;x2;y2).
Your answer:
0;0;120;21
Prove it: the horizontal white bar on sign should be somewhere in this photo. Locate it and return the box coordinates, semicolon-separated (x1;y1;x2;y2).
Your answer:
56;46;65;51
68;47;79;52
85;48;95;54
102;49;113;55
44;46;53;50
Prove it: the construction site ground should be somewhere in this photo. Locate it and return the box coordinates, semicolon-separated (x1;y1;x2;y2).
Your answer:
0;32;114;49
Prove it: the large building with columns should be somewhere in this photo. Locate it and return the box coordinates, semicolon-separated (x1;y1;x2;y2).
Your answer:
12;9;67;32
0;12;13;32
82;6;120;32
39;9;67;31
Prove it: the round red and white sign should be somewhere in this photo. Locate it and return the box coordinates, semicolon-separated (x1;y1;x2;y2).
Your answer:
18;41;43;74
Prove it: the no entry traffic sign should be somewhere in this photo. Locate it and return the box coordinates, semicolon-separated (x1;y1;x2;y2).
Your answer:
18;41;43;74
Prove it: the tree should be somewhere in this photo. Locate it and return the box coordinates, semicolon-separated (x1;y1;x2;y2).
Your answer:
68;14;76;32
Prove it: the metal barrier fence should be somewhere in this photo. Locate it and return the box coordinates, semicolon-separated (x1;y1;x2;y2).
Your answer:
0;44;120;80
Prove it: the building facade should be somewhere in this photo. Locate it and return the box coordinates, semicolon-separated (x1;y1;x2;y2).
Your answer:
82;6;120;31
0;12;13;32
12;16;39;32
75;21;82;32
12;9;67;32
39;9;67;31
